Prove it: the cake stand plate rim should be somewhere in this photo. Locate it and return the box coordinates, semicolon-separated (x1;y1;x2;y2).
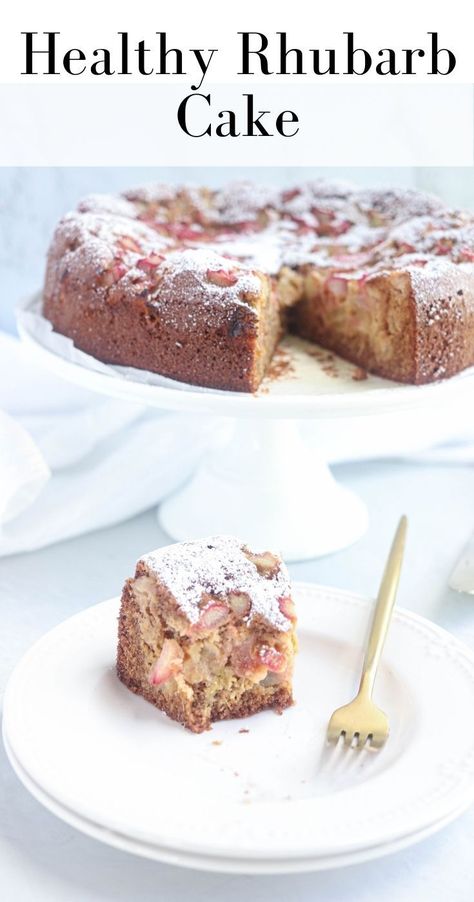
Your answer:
17;294;474;420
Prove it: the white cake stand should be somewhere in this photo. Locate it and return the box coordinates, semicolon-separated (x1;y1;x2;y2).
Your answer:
18;298;474;561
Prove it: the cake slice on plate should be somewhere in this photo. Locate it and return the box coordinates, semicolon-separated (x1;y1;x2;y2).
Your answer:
117;536;297;732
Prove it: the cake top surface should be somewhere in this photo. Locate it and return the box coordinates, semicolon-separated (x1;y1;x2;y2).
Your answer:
47;180;474;323
140;535;292;631
147;248;263;314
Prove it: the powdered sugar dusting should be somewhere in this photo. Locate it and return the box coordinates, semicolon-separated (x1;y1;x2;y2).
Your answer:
141;536;292;631
148;248;263;315
355;187;444;223
123;183;179;205
58;183;474;287
409;258;471;320
77;194;138;219
46;182;474;362
212;181;279;224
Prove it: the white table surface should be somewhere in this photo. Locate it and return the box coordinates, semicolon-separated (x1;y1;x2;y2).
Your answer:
1;458;474;902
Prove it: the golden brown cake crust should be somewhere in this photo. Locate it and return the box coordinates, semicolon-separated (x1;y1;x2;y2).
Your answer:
43;182;474;390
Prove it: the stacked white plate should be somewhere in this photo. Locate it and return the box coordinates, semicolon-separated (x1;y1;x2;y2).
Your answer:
4;584;474;874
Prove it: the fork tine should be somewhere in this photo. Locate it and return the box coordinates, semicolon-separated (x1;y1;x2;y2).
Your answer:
327;724;389;750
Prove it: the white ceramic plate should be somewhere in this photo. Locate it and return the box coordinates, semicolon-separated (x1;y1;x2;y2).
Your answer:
4;584;474;874
17;295;474;418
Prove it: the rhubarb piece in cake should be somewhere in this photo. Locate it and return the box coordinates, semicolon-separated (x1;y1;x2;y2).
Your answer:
117;536;297;733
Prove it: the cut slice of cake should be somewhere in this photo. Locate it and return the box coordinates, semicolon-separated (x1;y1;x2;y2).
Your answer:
117;536;297;733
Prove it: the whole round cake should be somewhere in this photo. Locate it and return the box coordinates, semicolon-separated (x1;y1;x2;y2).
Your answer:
43;180;474;391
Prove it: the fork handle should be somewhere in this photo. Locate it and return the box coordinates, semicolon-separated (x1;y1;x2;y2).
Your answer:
359;516;407;698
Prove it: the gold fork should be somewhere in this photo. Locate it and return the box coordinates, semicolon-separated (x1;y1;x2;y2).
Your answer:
327;515;408;751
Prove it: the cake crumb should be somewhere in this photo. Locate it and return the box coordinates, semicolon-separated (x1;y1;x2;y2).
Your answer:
211;740;223;746
264;346;295;383
239;728;250;734
352;366;368;381
306;346;340;378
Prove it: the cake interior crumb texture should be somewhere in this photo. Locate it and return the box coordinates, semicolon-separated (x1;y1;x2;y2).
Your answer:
117;536;298;733
43;180;474;390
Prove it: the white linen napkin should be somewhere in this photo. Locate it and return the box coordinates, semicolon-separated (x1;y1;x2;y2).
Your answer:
0;409;50;524
0;331;212;557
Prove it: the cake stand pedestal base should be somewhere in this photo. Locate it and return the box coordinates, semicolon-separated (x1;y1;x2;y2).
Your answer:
159;419;368;562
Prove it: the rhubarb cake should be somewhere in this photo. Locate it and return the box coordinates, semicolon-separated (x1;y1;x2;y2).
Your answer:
43;181;474;389
117;536;297;733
